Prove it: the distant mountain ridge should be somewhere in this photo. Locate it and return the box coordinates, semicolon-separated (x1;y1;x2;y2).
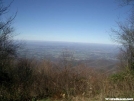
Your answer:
17;40;119;61
16;40;120;70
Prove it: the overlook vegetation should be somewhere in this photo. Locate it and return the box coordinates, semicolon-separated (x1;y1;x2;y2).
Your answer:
0;0;134;101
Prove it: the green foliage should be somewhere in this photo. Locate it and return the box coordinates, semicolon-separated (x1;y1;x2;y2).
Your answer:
110;71;134;82
110;72;126;82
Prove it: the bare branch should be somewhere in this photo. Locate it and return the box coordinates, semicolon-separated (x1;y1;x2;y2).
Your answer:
0;0;14;16
0;12;17;30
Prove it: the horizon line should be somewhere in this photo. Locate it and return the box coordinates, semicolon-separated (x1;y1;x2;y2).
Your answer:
14;39;120;45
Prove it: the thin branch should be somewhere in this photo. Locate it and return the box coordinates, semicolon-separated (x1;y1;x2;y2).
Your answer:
0;0;14;16
0;11;17;30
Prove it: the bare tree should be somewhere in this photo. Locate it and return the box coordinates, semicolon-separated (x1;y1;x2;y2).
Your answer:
0;0;18;84
113;0;134;70
114;22;134;70
0;0;18;61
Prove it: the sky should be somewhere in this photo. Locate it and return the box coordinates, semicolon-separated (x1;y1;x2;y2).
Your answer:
3;0;132;44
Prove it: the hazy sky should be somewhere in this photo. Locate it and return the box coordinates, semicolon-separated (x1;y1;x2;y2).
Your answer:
4;0;131;44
